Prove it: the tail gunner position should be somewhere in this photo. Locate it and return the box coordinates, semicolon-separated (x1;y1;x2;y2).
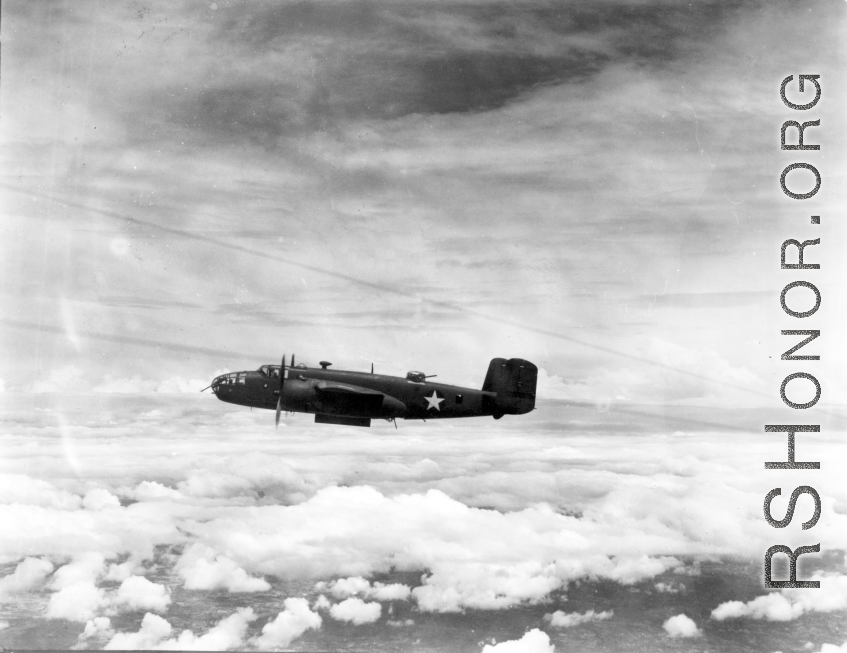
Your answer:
206;355;537;428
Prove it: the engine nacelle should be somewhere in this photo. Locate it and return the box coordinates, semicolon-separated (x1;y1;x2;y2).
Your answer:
281;379;319;413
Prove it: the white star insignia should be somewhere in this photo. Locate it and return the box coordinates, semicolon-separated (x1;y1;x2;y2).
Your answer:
424;390;444;411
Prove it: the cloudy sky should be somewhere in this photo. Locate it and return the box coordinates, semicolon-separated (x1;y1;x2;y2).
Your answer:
1;0;846;651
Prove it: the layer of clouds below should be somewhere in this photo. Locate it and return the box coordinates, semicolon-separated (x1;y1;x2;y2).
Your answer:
0;394;844;648
1;395;845;619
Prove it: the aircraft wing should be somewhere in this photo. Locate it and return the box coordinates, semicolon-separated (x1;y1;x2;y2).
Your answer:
315;381;384;396
315;380;386;413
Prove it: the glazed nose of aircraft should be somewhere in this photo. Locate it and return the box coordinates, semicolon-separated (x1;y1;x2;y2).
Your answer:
210;374;223;394
210;372;236;394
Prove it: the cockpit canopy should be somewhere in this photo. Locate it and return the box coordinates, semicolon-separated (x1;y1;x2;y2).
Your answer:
406;371;426;383
257;363;307;378
258;365;281;378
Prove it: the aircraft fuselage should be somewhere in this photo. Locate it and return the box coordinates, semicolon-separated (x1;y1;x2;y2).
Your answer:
210;358;537;427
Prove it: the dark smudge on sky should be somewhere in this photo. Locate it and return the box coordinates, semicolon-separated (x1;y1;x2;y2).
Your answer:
176;1;750;140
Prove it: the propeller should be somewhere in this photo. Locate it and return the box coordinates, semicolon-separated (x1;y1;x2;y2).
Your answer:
275;353;296;428
275;354;286;428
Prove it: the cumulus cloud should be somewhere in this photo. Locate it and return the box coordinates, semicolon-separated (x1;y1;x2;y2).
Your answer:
544;609;613;628
177;545;270;593
482;629;555;653
411;555;680;613
712;595;794;622
46;582;109;622
313;594;332;611
178;484;717;613
0;619;8;630
369;582;412;602
0;475;83;510
159;608;256;650
77;616;115;645
130;481;185;502
174;452;312;504
605;556;683;585
816;644;847;653
104;609;256;650
412;562;560;613
105;613;172;650
662;614;701;638
113;575;172;613
45;555;169;622
105;558;143;582
711;574;847;622
326;576;411;601
0;557;54;601
252;598;321;650
83;488;121;511
329;597;382;625
49;553;106;590
46;554;110;621
329;576;371;598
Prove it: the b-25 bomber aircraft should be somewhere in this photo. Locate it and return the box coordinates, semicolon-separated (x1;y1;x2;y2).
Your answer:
208;356;537;428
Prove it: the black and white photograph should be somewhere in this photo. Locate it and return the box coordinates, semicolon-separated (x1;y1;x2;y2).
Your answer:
0;1;845;651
